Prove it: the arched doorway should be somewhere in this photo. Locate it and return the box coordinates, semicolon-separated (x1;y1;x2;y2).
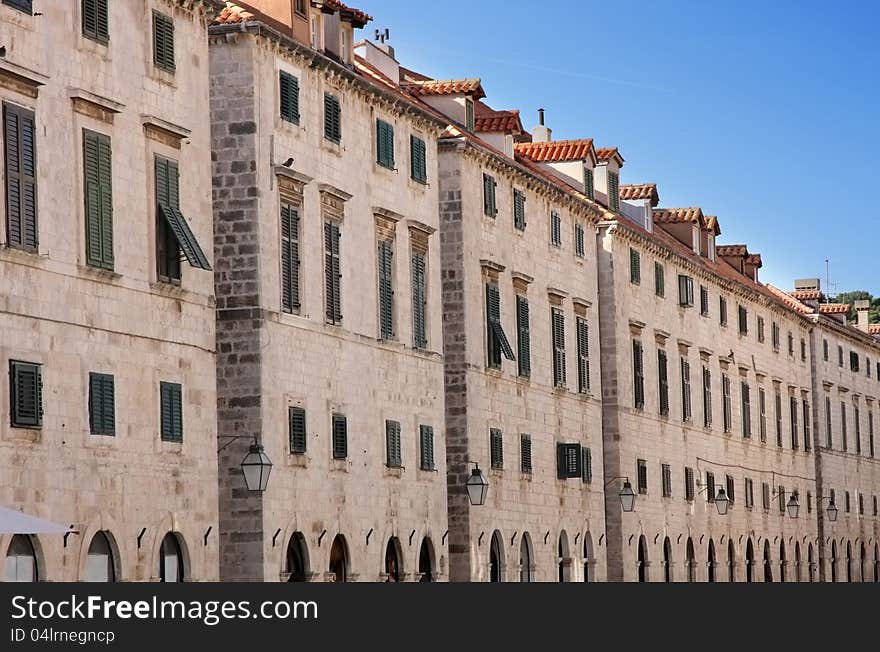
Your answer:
286;532;309;582
846;541;853;582
728;540;737;582
418;538;435;582
489;531;504;582
5;535;38;582
329;534;349;583
779;541;787;582
831;541;838;582
874;543;879;582
519;533;533;582
159;533;185;583
557;531;572;582
707;539;716;583
582;533;594;583
84;531;116;582
794;542;801;583
663;537;673;582
808;543;815;582
637;535;649;583
763;541;773;582
384;537;402;582
745;539;755;583
686;538;696;582
860;542;866;582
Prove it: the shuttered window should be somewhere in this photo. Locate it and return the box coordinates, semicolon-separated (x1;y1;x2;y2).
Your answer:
385;420;402;468
772;322;781;350
289;406;307;454
726;475;736;504
156;157;211;278
629;248;641;284
550;210;561;246
551;307;566;387
706;471;715;503
582;447;592;483
738;305;748;335
608;171;620;211
776;392;783;447
10;361;42;428
684;467;695;501
790;396;799;449
576;317;590;393
279;71;300;124
516;295;530;378
482;173;497;217
826;397;833;447
520;434;532;473
658;349;669;416
637;459;648;494
159;382;183;443
654;262;665;297
3;102;38;251
324;221;342;324
702;366;712;427
490;428;503;470
803;400;812;451
722;374;731;433
376;119;395;169
2;0;32;14
574;223;585;257
681;358;692;422
678;275;694;307
465;99;474;131
556;443;581;479
719;297;728;326
778;486;786;513
757;316;765;342
633;340;645;409
486;282;514;367
377;239;394;339
83;129;114;270
332;413;348;459
841;401;848;451
762;482;770;510
82;0;109;43
584;167;594;199
324;93;341;143
869;410;874;457
88;372;115;436
411;250;428;349
513;189;526;230
745;478;754;508
741;382;751;438
280;201;301;313
152;11;175;72
855;405;862;454
410;135;427;183
759;387;767;441
419;425;434;471
700;285;709;316
661;463;672;497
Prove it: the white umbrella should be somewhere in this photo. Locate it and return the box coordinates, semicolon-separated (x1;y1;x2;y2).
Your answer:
0;505;72;535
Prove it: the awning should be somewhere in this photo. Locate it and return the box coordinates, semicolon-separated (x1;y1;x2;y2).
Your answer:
0;505;73;535
158;202;212;271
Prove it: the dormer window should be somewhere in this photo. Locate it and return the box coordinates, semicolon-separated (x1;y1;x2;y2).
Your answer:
584;167;594;199
465;98;475;131
608;172;620;212
310;15;321;49
341;29;349;64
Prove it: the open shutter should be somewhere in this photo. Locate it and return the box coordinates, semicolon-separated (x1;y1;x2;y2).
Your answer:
411;250;427;349
279;71;300;123
324;221;342;323
4;103;38;251
556;443;581;479
658;349;669;415
633;340;644;408
552;308;566;387
516;295;530;377
490;428;503;469
281;202;300;312
378;239;394;339
577;318;590;393
10;361;42;428
582;447;592;483
289;406;307;453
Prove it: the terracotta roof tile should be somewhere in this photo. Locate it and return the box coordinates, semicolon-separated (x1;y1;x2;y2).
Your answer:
716;244;748;256
321;0;372;27
402;78;486;100
745;253;763;267
619;183;659;205
654;207;704;224
474;104;524;134
764;285;815;315
514;139;595;163
704;215;721;236
870;324;880;335
791;289;822;301
596;147;624;164
214;1;256;24
818;303;850;315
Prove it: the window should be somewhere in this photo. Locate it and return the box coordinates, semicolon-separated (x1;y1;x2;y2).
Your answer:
741;382;751;438
722;374;731;433
678;275;694;307
680;358;692;422
485;282;514;368
745;478;754;508
551;307;566;387
719;297;728;326
574;223;585;257
838;345;844;367
826;396;833;448
584;167;594;198
757;316;765;343
684;467;695;501
155;157;211;281
516;295;531;378
576;317;590;394
842;401;848;452
850;351;860;372
324;93;341;143
88;373;115;436
775;390;783;447
658;349;669;417
482;173;497;217
324;220;342;324
152;11;175;72
377;239;395;340
419;425;434;471
808;491;813;513
855;404;861;454
2;0;32;14
10;361;42;428
778;486;786;513
726;474;736;505
608;171;620;211
706;471;715;503
294;0;306;16
556;443;581;478
85;532;115;582
490;428;503;470
845;491;851;513
633;340;645;409
661;463;672;497
823;339;829;361
406;135;428;184
772;322;781;350
738;305;748;335
700;285;709;316
582;447;592;483
520;434;532;473
465;98;474;131
869;410;875;457
280;201;301;313
637;459;648;494
801;339;807;361
759;387;767;442
159;382;183;442
803;400;811;451
5;535;38;582
655;262;665;297
289;406;307;454
629;248;641;284
82;0;109;43
874;495;878;517
859;493;865;515
376;119;395;169
550;210;561;247
3;102;38;251
513;189;526;231
159;533;184;583
762;482;770;510
279;71;300;124
332;413;347;459
788;333;794;356
385;420;402;468
411;249;428;349
702;366;712;427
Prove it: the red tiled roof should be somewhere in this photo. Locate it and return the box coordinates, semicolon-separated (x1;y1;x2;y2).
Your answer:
704;215;721;236
791;289;822;301
596;147;624;164
402;78;486;99
654;207;703;224
716;244;748;256
870;324;880;335
321;0;372;27
474;103;524;134
514;139;595;163
819;303;850;315
765;285;815;315
619;183;659;207
214;1;256;24
745;254;763;267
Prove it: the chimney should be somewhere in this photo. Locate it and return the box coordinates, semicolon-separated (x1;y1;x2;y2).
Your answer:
354;35;400;84
531;108;552;143
855;300;871;332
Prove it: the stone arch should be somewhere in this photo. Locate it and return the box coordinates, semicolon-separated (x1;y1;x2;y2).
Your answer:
637;535;649;583
745;538;755;583
707;539;716;583
417;536;436;582
763;540;773;582
3;534;42;582
489;530;505;582
582;531;595;582
557;530;572;582
285;531;310;582
383;536;403;582
328;533;350;583
519;532;534;582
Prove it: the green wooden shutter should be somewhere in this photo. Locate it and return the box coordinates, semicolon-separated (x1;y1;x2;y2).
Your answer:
377;119;395;168
552;308;566;387
685;467;694;500
159;381;183;442
279;71;300;123
520;434;532;473
83;0;109;42
703;367;713;427
637;459;648;493
4;103;38;251
655;262;665;297
483;173;496;217
575;223;584;257
378;239;394;339
577;317;590;393
582;447;592;483
411;250;427;349
289;406;307;453
332;413;348;459
486;282;501;368
152;12;175;72
419;425;434;470
681;358;691;422
633;340;644;408
324;221;342;323
281;202;300;313
490;428;503;469
89;373;115;436
83;130;113;270
324;94;341;142
630;248;640;284
516;295;530;378
584;168;594;199
410;135;427;183
10;361;42;428
4;0;33;13
513;189;526;230
658;349;669;416
741;382;751;438
609;171;620;211
550;210;561;246
385;420;401;467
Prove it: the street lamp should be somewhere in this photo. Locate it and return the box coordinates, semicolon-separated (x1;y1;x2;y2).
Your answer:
466;463;489;506
714;488;730;515
826;499;838;523
786;493;800;519
240;443;273;492
618;479;636;512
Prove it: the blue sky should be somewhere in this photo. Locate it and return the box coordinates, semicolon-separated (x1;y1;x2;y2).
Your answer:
356;0;879;295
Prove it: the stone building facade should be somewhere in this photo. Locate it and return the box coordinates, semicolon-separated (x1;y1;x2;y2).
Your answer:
0;0;219;582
